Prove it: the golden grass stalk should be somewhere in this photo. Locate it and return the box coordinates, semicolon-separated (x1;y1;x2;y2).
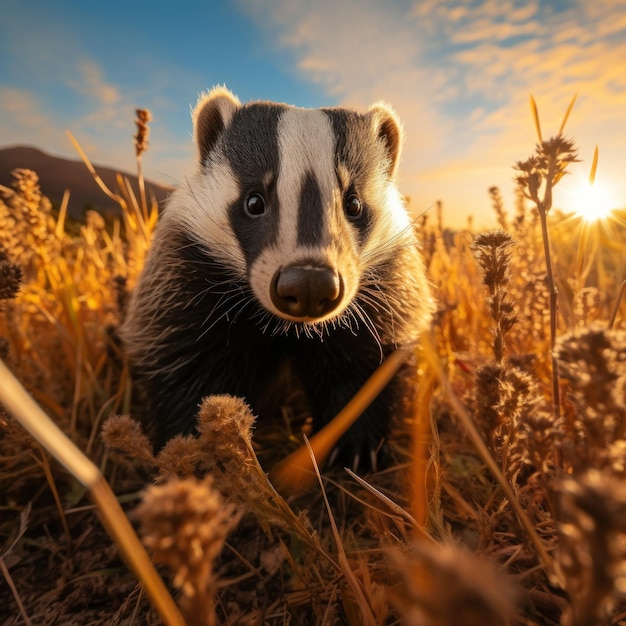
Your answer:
575;145;602;291
270;346;412;494
589;145;599;185
530;96;542;143
66;130;159;279
344;468;429;537
0;358;186;626
134;109;152;223
54;189;70;240
0;559;34;626
0;503;34;626
66;131;126;207
420;336;563;587
609;280;626;330
411;362;436;532
304;436;378;626
559;94;578;136
515;110;579;419
537;174;561;418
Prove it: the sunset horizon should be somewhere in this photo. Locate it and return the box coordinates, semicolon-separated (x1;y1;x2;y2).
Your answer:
2;0;625;229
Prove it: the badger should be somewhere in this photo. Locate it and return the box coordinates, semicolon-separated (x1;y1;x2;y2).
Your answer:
120;86;435;467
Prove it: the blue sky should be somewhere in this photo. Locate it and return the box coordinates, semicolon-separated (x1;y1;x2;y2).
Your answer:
2;0;625;227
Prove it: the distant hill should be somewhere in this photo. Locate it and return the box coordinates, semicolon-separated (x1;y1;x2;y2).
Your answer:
0;145;173;220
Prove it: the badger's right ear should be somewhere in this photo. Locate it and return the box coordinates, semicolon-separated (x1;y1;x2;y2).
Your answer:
193;86;242;162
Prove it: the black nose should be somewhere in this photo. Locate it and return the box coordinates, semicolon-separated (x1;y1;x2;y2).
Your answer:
270;265;343;319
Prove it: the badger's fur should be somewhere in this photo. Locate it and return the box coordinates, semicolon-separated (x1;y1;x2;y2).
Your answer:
120;86;435;465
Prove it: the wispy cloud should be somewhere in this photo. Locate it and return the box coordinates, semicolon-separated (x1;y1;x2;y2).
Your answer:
0;87;65;149
2;0;624;225
68;60;120;107
0;3;197;184
238;0;626;226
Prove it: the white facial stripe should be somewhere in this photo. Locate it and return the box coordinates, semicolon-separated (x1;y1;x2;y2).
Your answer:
362;184;413;263
248;108;356;320
163;159;245;274
275;108;337;257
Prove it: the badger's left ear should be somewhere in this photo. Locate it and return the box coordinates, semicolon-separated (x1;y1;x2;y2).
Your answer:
368;102;404;180
192;86;242;163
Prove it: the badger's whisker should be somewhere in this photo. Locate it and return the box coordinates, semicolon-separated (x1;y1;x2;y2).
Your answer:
349;301;384;361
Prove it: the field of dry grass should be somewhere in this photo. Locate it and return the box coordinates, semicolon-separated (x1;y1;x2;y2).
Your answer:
1;104;626;625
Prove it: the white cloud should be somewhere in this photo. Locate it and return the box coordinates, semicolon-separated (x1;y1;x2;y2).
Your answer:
67;60;120;106
0;4;197;185
0;86;66;149
238;0;626;227
236;0;458;214
2;0;624;225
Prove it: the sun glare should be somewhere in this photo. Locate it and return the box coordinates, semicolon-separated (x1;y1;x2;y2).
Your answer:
571;181;616;222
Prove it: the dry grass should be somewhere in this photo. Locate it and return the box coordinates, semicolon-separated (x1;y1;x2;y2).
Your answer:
1;100;626;626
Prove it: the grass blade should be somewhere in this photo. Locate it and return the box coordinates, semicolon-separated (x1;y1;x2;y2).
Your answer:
558;93;578;135
530;95;542;143
271;347;412;494
0;359;186;626
589;145;599;185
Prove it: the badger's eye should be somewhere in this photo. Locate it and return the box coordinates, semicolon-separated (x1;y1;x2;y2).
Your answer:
345;194;362;219
244;193;266;217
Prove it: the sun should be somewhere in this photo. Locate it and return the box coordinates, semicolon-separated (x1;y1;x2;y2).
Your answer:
571;180;616;222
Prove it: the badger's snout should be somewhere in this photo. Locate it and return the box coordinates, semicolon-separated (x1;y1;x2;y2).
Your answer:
270;265;344;320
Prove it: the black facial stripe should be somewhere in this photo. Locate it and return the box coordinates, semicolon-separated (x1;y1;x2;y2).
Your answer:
224;103;285;268
223;103;284;177
344;182;374;247
323;108;374;179
297;172;326;247
323;108;349;168
323;110;377;249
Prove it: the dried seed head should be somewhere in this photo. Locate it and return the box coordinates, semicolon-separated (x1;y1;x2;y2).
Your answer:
558;469;626;626
517;407;561;473
556;326;626;471
514;135;579;212
473;362;505;437
471;230;518;362
497;366;557;474
101;414;155;468
470;230;515;289
135;476;240;626
539;135;579;168
390;540;520;626
11;168;42;206
472;360;556;476
195;395;264;505
0;247;22;300
0;169;54;271
196;394;256;465
156;434;202;482
134;108;152;157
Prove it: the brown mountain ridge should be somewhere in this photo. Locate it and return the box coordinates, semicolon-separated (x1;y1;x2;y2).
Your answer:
0;145;173;220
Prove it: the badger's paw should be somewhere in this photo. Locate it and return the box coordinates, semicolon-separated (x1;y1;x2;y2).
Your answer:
327;429;387;473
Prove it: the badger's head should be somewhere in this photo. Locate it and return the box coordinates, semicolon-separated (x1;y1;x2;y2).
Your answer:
166;86;413;333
